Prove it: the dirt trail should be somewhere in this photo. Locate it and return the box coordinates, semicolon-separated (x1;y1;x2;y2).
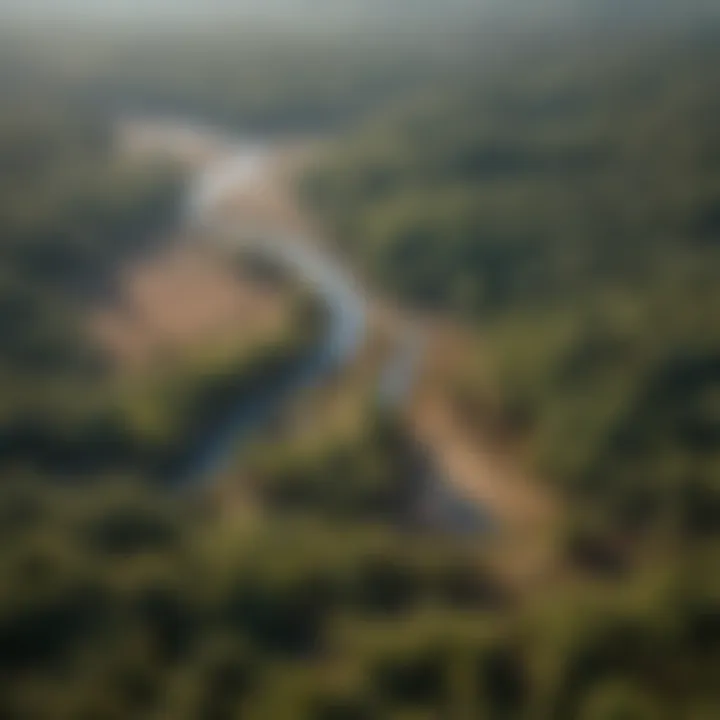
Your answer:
401;319;561;582
410;392;559;583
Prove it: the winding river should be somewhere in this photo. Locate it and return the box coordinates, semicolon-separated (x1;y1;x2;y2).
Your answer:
172;127;390;486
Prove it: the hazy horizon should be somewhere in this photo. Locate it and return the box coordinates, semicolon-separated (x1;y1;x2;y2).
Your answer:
2;0;718;31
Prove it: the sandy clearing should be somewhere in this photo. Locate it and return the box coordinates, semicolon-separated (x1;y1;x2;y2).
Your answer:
405;319;561;584
89;242;288;373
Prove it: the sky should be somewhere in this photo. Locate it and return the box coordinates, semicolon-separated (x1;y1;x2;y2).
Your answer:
0;0;484;22
0;0;716;30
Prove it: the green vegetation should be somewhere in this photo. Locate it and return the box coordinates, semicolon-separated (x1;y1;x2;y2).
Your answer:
0;105;181;474
304;28;720;545
0;25;482;133
0;8;719;719
0;420;717;718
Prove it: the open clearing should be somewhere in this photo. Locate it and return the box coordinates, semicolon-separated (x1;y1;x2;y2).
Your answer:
89;241;289;373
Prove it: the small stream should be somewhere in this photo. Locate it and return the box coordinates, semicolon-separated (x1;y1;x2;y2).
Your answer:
174;129;373;485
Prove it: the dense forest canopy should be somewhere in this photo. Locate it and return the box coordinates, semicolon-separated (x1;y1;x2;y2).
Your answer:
303;29;720;537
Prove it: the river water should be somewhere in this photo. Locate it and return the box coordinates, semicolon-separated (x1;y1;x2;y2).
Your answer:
175;129;371;485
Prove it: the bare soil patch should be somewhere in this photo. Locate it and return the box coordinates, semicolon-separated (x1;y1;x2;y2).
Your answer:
407;321;562;586
89;242;288;374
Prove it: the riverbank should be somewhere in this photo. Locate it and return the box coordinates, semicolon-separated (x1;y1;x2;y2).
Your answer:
117;118;561;580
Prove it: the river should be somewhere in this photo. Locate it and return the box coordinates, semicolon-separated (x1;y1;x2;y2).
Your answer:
173;126;411;486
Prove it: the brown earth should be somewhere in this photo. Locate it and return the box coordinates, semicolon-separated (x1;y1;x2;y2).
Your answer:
89;241;288;374
93;122;301;375
409;363;558;583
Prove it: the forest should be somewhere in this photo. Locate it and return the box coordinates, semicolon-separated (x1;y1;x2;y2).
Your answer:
303;25;720;547
0;4;718;719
